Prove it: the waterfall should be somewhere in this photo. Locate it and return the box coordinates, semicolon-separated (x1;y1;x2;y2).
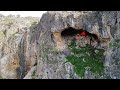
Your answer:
18;35;25;79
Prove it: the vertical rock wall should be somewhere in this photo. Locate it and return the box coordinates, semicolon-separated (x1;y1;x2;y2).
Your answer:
28;11;120;79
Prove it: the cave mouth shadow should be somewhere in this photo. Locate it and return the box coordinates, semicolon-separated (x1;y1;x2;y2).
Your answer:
61;27;83;37
61;27;100;46
61;27;99;39
59;27;101;56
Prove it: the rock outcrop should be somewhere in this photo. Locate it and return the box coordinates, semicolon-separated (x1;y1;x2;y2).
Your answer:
0;11;120;79
33;11;120;79
0;16;40;79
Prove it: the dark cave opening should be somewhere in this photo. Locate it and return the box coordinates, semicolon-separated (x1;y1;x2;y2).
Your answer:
52;27;101;51
61;27;83;37
61;27;100;45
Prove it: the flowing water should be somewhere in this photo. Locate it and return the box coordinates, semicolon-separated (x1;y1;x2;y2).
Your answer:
18;35;25;79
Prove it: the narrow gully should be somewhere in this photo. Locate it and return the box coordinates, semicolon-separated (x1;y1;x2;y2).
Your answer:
18;35;25;79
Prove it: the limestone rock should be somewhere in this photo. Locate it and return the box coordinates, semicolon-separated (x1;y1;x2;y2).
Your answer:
33;11;120;79
0;53;19;79
0;15;39;79
24;66;37;79
0;11;120;79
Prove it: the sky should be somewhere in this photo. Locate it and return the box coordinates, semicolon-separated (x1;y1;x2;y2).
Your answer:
0;11;47;18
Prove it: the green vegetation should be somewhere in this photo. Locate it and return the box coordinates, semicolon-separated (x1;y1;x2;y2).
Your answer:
65;42;105;78
109;39;120;48
3;17;14;22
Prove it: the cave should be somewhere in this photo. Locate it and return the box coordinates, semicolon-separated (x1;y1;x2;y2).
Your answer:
61;27;83;37
53;27;100;50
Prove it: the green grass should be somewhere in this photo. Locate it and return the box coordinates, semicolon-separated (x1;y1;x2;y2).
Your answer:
66;42;105;78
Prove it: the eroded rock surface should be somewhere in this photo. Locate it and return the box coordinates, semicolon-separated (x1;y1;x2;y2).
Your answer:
33;11;120;79
0;11;120;79
0;16;40;79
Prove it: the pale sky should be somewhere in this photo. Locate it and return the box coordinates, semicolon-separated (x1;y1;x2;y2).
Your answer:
0;11;47;18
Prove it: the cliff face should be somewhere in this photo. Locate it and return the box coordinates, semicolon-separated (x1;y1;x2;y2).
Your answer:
32;11;120;79
0;16;40;79
0;11;120;79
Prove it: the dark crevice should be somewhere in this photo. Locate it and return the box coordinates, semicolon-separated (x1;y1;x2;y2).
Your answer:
17;36;25;79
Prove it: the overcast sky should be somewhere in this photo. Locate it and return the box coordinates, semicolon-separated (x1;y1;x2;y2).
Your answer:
0;11;47;18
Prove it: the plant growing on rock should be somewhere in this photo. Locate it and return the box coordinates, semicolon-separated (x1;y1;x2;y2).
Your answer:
65;32;105;78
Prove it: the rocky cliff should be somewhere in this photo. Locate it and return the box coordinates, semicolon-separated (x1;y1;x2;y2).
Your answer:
0;11;120;79
0;15;40;79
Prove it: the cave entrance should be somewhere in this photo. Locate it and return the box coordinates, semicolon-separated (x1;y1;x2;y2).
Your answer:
61;27;83;37
53;27;100;51
61;27;83;44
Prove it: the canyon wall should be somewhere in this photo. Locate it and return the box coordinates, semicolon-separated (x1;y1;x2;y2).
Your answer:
0;11;120;79
0;16;40;79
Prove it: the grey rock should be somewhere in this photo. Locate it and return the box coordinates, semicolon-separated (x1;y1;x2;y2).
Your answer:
0;11;120;79
35;11;120;79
